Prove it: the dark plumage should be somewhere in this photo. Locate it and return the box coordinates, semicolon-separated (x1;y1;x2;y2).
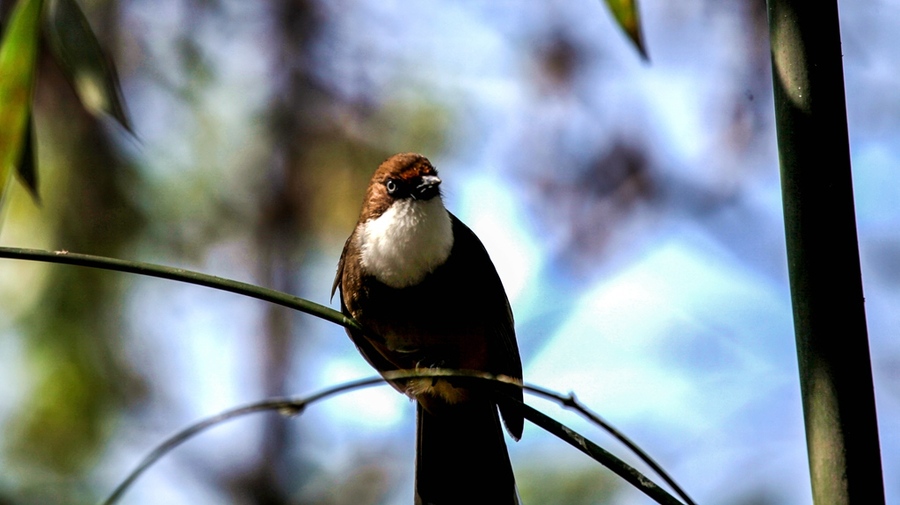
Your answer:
334;153;523;504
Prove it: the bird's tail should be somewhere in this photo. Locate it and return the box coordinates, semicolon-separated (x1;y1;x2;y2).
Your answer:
415;400;519;505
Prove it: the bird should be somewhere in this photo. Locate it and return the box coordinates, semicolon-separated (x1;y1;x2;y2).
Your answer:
332;153;524;505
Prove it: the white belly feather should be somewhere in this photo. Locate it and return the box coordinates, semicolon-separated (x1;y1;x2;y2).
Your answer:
359;197;454;288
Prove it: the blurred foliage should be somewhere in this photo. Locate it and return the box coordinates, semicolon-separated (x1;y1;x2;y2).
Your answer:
15;114;37;201
518;463;619;505
0;0;42;203
1;0;145;502
43;0;132;131
0;0;131;210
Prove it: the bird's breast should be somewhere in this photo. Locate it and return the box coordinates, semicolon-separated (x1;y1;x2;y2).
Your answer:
358;197;454;288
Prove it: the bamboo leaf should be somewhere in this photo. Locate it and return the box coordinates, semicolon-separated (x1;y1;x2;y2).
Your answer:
44;0;132;132
0;0;43;204
15;112;39;202
602;0;648;60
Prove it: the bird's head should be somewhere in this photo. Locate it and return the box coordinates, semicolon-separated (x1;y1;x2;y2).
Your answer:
355;153;454;288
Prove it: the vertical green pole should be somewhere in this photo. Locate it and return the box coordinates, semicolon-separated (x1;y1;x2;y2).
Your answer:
766;1;885;503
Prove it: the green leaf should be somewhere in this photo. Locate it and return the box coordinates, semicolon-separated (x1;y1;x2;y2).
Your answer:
44;0;132;132
0;0;44;204
603;0;648;60
16;112;39;202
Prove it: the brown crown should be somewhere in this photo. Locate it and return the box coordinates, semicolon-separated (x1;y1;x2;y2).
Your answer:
360;153;439;219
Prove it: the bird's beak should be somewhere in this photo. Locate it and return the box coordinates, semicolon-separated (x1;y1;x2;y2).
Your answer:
415;175;442;200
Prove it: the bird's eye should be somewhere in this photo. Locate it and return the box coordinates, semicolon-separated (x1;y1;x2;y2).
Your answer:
385;179;399;195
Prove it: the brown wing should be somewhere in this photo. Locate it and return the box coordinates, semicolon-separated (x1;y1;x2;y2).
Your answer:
331;233;352;302
333;231;402;375
448;214;524;439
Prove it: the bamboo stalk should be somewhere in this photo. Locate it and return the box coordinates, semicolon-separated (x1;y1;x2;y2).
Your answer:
765;1;885;503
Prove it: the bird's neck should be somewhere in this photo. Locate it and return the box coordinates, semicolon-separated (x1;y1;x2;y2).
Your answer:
358;197;454;288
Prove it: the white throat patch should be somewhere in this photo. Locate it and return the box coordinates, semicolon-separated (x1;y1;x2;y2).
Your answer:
359;197;454;288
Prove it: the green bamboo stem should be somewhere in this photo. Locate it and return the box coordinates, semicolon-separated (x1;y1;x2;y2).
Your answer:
766;1;885;503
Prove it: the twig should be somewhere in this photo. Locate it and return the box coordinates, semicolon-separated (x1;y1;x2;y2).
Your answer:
103;371;692;505
384;369;691;505
101;377;384;505
518;401;682;505
0;246;360;331
525;384;696;505
0;249;691;504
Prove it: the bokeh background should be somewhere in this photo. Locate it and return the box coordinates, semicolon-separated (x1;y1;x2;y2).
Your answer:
0;0;898;503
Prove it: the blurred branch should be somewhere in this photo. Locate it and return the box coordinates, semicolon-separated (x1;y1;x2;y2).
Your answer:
104;370;691;505
0;246;360;331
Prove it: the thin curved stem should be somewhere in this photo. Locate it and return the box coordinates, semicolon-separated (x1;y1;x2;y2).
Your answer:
103;370;692;505
0;246;360;331
518;401;682;505
0;248;691;504
384;370;692;504
102;377;384;505
525;384;696;505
